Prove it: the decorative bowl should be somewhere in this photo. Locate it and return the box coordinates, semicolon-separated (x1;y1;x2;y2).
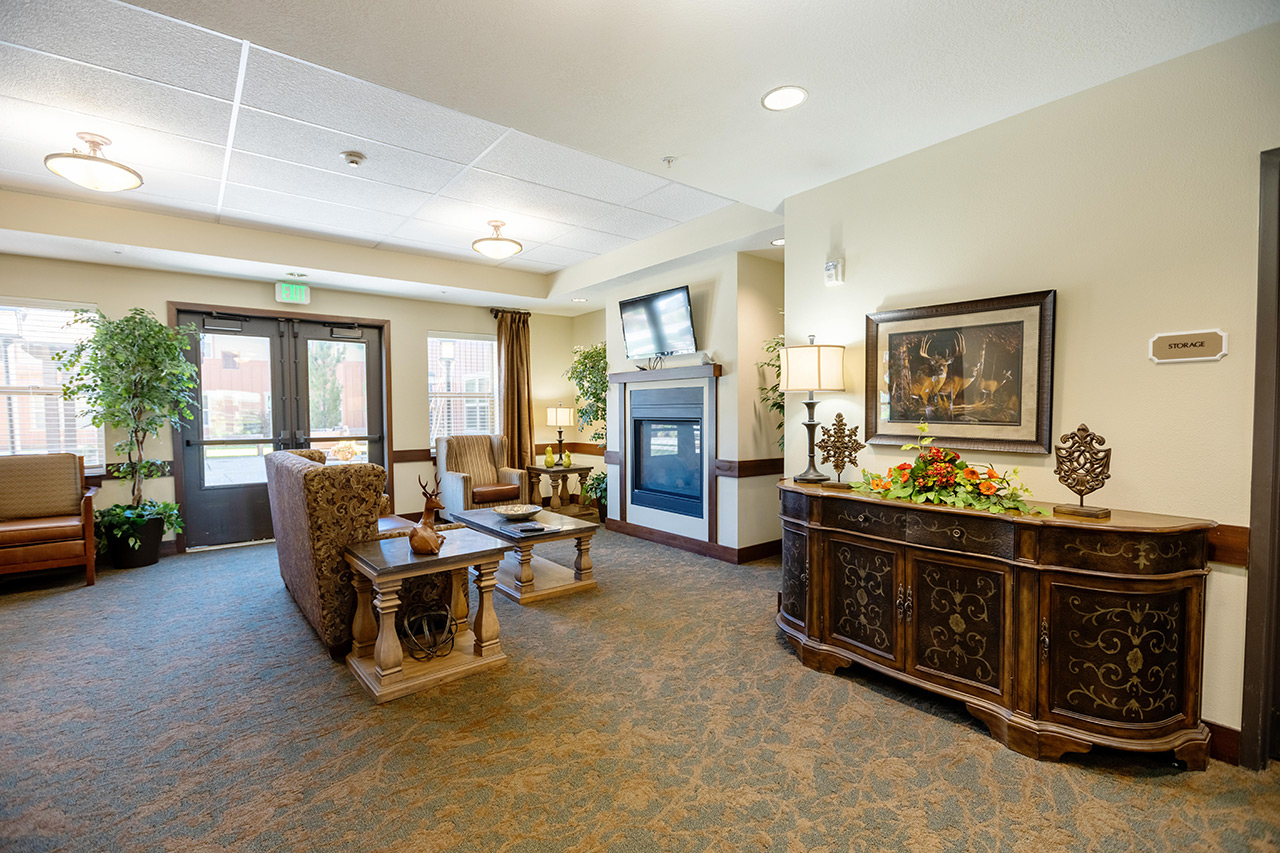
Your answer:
491;503;541;521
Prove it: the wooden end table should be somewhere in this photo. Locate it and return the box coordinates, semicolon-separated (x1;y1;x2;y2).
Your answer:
526;463;593;510
343;527;513;703
455;508;599;605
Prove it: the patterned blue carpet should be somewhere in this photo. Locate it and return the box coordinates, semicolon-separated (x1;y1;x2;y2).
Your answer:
1;531;1278;852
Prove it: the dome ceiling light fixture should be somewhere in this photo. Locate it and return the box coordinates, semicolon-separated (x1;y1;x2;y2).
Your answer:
761;85;808;111
472;220;523;260
44;132;143;192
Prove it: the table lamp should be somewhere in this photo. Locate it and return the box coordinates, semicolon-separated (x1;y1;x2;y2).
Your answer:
546;404;575;465
779;335;846;483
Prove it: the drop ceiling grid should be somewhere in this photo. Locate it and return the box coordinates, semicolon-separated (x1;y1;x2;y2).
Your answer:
0;0;739;273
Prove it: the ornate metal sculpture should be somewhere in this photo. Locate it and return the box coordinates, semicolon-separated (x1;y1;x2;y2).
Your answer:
815;412;867;488
1053;423;1112;519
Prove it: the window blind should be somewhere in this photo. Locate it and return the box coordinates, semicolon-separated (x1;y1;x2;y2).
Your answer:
427;333;496;441
0;298;106;470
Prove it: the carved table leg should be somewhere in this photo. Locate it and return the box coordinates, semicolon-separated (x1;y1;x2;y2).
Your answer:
529;471;542;507
472;561;502;658
547;472;563;509
573;533;594;583
351;571;377;658
513;543;535;591
558;474;572;508
450;567;469;636
372;578;404;682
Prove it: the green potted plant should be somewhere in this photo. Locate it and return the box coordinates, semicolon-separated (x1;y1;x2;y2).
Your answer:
757;333;785;451
54;308;199;568
566;342;608;518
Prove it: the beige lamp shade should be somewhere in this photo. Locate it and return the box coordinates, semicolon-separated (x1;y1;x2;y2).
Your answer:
779;343;846;392
547;406;575;427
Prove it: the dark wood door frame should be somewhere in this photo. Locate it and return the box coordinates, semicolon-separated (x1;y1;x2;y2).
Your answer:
1243;148;1280;770
167;301;394;553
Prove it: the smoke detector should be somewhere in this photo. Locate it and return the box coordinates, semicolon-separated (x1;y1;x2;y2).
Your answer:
340;150;366;168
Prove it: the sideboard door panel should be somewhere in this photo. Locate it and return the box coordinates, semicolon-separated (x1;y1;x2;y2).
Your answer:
826;533;904;669
780;524;809;632
1039;573;1193;735
905;551;1012;706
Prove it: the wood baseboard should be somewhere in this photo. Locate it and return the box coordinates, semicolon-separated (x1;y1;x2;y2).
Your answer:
1206;721;1240;765
604;518;780;565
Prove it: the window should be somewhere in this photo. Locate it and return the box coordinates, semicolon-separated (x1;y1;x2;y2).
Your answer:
427;333;497;441
0;298;106;470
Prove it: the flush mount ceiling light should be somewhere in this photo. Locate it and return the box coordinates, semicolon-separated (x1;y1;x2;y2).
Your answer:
761;86;808;111
771;238;786;247
571;298;588;303
472;220;523;260
44;132;143;192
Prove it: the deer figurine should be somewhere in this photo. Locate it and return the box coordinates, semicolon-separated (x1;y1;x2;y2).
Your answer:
409;476;448;555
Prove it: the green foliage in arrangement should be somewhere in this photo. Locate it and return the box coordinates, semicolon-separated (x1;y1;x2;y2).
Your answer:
566;342;608;446
94;500;184;552
54;308;200;544
582;470;607;506
850;423;1047;515
757;333;785;451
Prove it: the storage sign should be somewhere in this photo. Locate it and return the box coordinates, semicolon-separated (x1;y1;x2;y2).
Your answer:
1149;329;1227;364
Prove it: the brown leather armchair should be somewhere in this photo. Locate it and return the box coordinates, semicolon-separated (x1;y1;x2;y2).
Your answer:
435;434;529;521
0;454;97;586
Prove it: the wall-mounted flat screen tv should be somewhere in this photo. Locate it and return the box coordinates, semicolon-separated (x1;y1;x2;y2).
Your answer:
619;286;698;360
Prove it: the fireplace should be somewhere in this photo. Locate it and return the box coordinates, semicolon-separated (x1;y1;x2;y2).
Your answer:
630;388;704;518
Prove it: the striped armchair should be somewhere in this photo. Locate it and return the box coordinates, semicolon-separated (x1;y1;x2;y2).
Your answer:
435;434;529;521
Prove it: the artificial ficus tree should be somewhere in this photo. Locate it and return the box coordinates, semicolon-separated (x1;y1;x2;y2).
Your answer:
54;308;199;508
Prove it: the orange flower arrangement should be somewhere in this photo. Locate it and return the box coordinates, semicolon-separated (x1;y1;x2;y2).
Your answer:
851;423;1045;515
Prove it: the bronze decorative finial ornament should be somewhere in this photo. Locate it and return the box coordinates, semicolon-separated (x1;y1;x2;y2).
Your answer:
1052;423;1112;519
815;412;867;489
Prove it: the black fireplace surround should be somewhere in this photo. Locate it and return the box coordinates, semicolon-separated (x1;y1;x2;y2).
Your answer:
630;387;704;518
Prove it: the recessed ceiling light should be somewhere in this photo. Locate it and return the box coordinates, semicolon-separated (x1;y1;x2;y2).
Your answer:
571;298;588;303
771;238;786;247
472;220;523;260
285;272;307;278
44;132;143;192
761;86;807;111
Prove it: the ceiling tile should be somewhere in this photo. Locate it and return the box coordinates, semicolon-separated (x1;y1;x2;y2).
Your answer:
220;184;406;235
376;236;503;265
0;0;243;99
630;182;734;221
240;48;505;163
583;205;678;240
499;257;562;274
441;169;616;227
233;108;464;193
227;151;431;216
549;227;633;254
218;209;383;248
0;96;226;177
517;243;597;267
387;218;484;252
0;167;219;220
0;44;233;146
409;196;575;244
471;131;667;206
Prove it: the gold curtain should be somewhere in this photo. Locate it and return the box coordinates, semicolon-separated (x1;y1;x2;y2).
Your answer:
491;308;534;468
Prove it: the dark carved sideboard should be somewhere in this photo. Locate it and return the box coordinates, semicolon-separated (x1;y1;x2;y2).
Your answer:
777;480;1214;769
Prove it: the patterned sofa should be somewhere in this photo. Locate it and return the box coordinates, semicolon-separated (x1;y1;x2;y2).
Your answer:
263;449;452;658
0;453;97;586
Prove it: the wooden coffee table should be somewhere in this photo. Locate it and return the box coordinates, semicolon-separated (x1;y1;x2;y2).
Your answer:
455;508;599;605
343;527;512;703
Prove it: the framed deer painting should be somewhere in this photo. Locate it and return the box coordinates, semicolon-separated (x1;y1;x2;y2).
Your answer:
865;290;1056;454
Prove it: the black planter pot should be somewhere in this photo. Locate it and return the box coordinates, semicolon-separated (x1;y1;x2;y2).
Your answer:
596;501;607;524
105;516;165;569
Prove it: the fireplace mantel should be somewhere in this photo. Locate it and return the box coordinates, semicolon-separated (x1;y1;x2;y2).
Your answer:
608;363;722;384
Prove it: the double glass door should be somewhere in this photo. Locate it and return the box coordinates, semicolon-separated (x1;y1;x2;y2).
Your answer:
177;310;385;546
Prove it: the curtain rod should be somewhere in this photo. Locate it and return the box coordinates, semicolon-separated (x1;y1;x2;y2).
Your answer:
490;308;530;317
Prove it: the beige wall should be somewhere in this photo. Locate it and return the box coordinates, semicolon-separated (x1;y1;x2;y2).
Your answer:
781;24;1280;728
0;253;585;515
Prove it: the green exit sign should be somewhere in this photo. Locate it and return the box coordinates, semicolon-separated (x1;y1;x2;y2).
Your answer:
275;281;310;304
